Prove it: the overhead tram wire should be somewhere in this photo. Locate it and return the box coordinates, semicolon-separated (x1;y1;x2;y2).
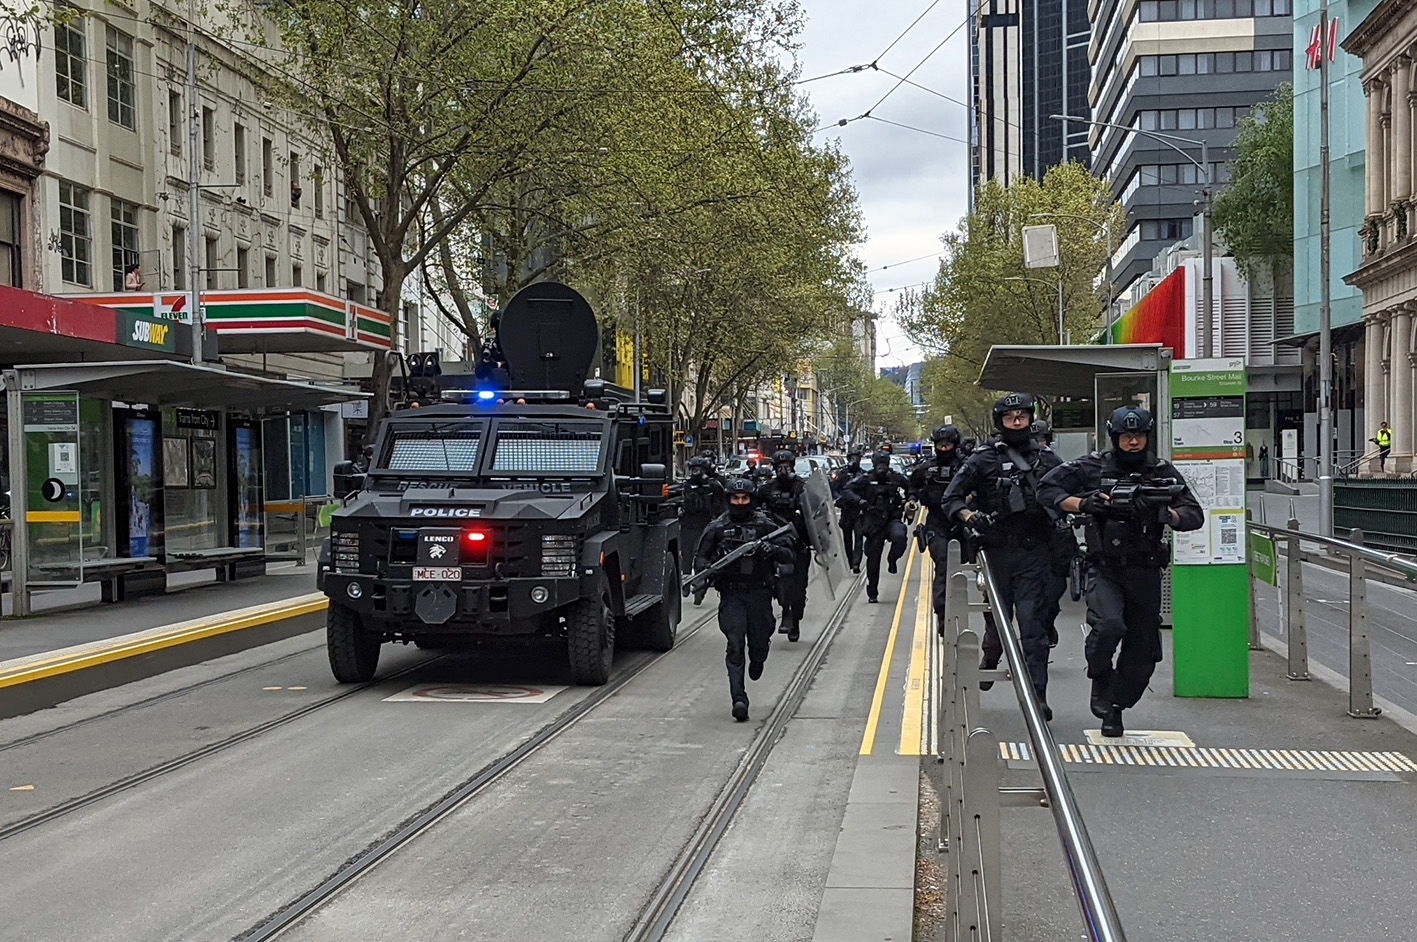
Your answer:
873;0;947;64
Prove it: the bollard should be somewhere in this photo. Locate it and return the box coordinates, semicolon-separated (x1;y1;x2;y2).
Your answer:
1247;509;1262;651
1347;528;1381;718
1285;519;1310;681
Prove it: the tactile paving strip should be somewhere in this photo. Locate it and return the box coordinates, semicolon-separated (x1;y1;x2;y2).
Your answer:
1001;742;1417;773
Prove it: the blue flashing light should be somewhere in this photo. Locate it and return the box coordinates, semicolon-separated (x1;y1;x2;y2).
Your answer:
476;389;496;401
638;416;645;425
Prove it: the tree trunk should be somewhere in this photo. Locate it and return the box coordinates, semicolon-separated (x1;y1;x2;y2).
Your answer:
365;263;410;444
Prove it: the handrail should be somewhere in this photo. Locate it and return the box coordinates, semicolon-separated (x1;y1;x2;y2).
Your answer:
978;550;1128;942
1249;521;1417;580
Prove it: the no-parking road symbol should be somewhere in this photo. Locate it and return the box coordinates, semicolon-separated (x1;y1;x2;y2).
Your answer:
383;683;567;703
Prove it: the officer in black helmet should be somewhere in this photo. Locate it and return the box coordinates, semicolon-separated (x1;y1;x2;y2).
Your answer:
694;478;796;721
1030;418;1054;447
833;447;868;572
842;450;910;603
1039;406;1203;737
908;425;966;626
1028;416;1071;647
942;392;1065;719
756;449;811;641
681;456;727;603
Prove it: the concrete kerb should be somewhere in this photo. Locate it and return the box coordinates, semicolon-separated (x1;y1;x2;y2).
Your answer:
1255;627;1417;740
0;593;327;719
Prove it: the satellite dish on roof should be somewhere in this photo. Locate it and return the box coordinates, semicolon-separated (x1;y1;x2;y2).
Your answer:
496;282;599;394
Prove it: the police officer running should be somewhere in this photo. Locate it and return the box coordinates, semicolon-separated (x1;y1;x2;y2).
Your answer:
694;479;796;721
757;449;811;641
833;448;867;573
843;451;910;603
1039;406;1203;737
680;456;727;603
908;426;966;625
943;392;1064;719
1029;417;1072;647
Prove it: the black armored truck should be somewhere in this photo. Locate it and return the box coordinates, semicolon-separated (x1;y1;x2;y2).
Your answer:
322;283;682;685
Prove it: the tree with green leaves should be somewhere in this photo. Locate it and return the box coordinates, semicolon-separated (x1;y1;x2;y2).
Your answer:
1212;82;1294;279
896;162;1124;418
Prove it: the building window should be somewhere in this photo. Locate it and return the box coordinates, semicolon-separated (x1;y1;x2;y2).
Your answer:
205;236;218;289
292;263;302;287
58;181;92;287
265;254;276;286
202;107;216;170
110;198;140;291
234;124;246;184
262;138;274;197
54;22;87;108
236;246;249;287
313;165;324;218
290;151;301;208
105;26;136;130
315;271;327;293
173;226;186;290
346;279;366;304
0;191;20;288
168;91;182;155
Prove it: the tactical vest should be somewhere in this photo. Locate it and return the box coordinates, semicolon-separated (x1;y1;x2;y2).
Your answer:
682;480;715;517
714;520;777;586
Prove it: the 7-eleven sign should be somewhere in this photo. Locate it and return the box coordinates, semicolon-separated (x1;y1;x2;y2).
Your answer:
1306;17;1338;70
154;293;193;324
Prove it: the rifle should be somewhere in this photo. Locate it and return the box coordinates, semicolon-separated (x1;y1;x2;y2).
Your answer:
1104;474;1185;520
681;522;795;596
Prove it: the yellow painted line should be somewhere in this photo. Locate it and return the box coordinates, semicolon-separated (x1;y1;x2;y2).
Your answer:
859;542;919;756
0;597;328;690
26;511;80;523
898;550;933;756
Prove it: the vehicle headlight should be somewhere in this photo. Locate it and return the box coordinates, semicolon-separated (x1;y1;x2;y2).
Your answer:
530;586;550;604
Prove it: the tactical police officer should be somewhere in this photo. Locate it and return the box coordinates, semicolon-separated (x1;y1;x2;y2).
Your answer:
1031;419;1053;447
1039;406;1203;737
757;449;811;641
908;426;966;625
833;448;867;572
1028;416;1071;647
943;392;1065;718
694;479;796;721
843;451;910;603
680;456;727;602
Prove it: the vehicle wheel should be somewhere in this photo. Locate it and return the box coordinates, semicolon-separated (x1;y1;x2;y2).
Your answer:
638;551;680;652
327;603;380;683
568;575;615;685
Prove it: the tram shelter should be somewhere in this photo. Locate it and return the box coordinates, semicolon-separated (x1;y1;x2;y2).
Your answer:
0;284;363;616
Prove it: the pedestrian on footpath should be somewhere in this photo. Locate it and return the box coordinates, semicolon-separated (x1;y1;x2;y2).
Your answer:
943;392;1064;720
1373;421;1392;471
694;479;795;722
843;451;910;603
1038;406;1204;737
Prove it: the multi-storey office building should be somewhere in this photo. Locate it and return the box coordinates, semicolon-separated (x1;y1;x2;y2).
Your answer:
1088;0;1294;294
971;0;1092;189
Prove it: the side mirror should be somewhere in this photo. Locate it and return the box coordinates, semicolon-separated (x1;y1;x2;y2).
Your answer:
332;460;365;498
639;463;668;481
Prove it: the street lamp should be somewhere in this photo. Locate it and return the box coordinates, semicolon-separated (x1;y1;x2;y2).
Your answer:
1004;276;1066;344
1051;114;1214;359
1029;212;1115;342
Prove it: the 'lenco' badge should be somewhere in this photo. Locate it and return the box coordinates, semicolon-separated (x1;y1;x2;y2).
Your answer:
409;506;483;518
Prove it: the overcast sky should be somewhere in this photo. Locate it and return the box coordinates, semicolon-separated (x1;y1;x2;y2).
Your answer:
795;0;971;368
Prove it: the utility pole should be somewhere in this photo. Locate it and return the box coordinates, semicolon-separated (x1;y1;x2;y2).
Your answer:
1319;1;1335;536
187;33;203;365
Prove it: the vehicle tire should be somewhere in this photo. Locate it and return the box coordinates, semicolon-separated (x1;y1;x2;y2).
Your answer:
328;603;380;683
638;551;680;653
568;574;615;685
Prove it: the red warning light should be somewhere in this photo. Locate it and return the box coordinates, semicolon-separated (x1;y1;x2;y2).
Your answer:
464;530;487;542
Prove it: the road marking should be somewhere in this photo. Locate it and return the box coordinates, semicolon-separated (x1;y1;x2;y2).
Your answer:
9;785;34;792
1003;742;1417;772
288;686;308;691
384;683;566;703
859;542;918;756
898;551;932;756
262;686;283;691
1081;729;1196;748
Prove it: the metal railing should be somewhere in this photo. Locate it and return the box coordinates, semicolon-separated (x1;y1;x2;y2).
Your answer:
936;539;1127;942
1248;518;1417;718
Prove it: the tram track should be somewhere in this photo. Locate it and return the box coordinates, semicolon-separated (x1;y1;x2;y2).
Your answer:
236;607;720;941
0;652;443;842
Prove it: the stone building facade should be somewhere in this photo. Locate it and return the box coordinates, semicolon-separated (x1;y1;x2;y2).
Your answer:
1344;0;1417;471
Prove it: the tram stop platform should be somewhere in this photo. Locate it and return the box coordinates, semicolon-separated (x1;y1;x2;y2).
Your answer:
965;594;1417;942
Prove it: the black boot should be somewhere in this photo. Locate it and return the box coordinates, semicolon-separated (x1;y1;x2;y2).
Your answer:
1046;623;1059;647
1089;675;1114;720
787;618;800;643
1101;706;1124;738
732;699;749;722
978;655;1000;691
888;558;898;574
748;659;764;681
777;614;791;635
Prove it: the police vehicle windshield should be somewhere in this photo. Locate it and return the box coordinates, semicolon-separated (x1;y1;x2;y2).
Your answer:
373;414;607;478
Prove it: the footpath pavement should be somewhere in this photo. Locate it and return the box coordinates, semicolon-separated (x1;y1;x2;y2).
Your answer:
973;595;1417;942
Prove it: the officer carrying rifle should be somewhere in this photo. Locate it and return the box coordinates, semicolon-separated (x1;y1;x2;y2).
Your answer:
1038;406;1203;738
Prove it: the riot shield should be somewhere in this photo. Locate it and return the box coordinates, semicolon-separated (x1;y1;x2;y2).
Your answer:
800;468;851;598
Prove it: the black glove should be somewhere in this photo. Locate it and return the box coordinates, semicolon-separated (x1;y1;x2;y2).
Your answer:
965;512;992;535
1079;493;1112;517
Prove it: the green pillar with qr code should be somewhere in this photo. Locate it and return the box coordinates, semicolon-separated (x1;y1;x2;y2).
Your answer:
1168;358;1249;697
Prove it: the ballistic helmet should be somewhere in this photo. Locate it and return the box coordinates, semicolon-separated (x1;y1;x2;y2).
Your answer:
930;425;961;447
1106;405;1154;440
688;456;710;472
871;450;892;469
773;449;796;468
1029;419;1053;443
726;477;756;498
992;392;1036;430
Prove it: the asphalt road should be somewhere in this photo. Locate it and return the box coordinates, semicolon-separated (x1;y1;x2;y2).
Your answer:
0;565;901;942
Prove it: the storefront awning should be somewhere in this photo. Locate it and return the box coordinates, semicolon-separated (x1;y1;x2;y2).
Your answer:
9;361;367;413
978;344;1170;398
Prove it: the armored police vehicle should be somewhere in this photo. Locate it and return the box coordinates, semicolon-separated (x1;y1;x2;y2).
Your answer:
322;282;681;685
